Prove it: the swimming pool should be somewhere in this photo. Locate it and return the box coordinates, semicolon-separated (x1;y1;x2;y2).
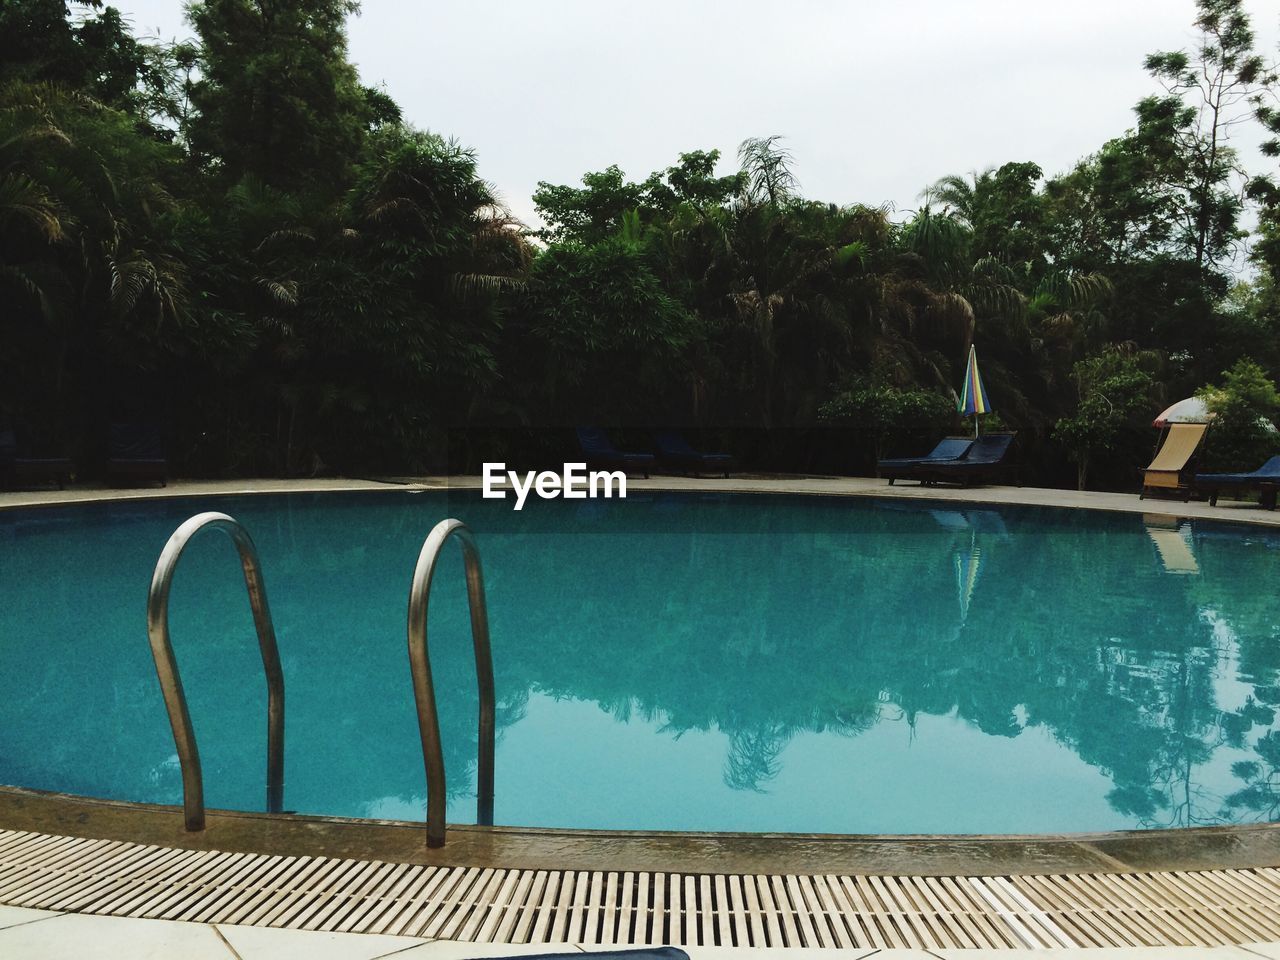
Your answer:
2;490;1279;836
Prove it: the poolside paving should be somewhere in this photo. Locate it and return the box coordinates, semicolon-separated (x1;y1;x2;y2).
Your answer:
2;474;1279;527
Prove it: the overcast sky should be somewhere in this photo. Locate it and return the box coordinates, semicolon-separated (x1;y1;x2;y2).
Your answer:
114;1;1280;229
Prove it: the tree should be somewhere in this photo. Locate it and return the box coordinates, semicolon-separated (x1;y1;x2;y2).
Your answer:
1053;347;1157;490
737;135;799;207
1144;0;1268;273
532;164;653;245
185;0;373;193
0;81;189;449
197;125;530;475
515;239;693;426
1041;0;1271;387
532;150;743;245
927;162;1046;270
0;1;165;113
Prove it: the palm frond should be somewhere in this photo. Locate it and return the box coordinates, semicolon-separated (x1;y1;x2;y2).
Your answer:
257;277;299;306
450;272;527;297
0;172;65;241
1034;270;1114;309
737;135;799;207
253;228;315;253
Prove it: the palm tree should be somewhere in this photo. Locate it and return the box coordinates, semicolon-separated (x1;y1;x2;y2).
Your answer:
922;169;993;227
0;82;187;443
737;135;799;208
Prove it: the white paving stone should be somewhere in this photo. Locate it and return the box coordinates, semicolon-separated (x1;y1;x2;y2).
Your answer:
0;911;234;959
389;941;586;959
0;905;60;931
1;912;1278;959
931;946;1265;958
215;921;428;960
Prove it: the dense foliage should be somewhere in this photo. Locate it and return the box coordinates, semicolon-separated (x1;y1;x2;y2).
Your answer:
4;0;1280;485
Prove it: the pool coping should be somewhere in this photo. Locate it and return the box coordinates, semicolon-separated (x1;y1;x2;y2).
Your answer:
3;784;1280;877
3;475;1280;880
3;473;1280;528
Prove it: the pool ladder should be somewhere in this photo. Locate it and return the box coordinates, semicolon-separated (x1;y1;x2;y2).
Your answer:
145;513;494;847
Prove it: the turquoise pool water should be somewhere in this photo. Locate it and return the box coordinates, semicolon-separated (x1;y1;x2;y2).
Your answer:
2;491;1279;835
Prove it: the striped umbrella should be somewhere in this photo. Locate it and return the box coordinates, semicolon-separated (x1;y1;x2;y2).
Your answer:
957;344;990;437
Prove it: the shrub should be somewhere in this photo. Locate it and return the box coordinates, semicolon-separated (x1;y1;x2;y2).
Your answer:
819;381;953;469
1197;358;1280;472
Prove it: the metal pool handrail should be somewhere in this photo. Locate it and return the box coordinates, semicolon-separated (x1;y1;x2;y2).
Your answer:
146;512;285;831
407;519;496;848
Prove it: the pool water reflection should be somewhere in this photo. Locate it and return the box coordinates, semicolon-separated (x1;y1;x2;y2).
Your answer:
1;492;1278;834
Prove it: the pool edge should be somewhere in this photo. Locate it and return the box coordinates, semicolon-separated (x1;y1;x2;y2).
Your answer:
4;473;1280;528
3;784;1278;875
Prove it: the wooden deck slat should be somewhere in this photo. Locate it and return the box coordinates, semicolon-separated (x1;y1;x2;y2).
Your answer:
509;869;549;944
2;826;1280;948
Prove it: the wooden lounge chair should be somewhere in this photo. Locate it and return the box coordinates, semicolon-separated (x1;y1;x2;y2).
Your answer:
1140;422;1208;501
1194;454;1280;510
0;428;73;490
879;437;973;485
653;430;734;477
575;427;655;477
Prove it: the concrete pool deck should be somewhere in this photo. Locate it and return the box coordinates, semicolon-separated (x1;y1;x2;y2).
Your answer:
4;475;1280;953
2;473;1279;527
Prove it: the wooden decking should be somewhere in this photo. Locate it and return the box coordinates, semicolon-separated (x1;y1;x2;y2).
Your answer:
4;828;1280;950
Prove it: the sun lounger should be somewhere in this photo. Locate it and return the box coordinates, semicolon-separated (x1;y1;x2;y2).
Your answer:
1140;422;1208;501
879;437;973;484
912;433;1017;486
575;427;655;477
0;429;73;490
105;422;168;487
1194;454;1280;510
654;430;734;477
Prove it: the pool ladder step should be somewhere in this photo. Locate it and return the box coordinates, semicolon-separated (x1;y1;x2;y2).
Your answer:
145;512;494;847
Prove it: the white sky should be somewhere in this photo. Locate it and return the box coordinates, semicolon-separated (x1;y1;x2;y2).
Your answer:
115;1;1280;229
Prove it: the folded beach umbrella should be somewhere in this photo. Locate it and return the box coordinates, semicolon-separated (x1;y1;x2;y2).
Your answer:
958;344;990;437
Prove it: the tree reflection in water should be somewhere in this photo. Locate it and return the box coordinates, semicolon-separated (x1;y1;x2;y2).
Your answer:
2;492;1279;831
459;495;1280;828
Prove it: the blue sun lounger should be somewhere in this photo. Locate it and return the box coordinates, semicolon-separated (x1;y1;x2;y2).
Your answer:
1194;455;1280;510
911;432;1018;487
0;428;73;490
879;437;973;485
576;427;655;477
106;422;168;487
654;430;734;477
